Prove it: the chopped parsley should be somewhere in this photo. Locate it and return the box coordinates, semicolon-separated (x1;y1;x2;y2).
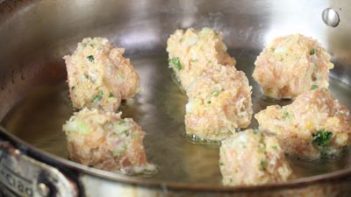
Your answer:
258;143;266;153
87;55;95;62
169;57;182;71
112;144;127;157
109;92;114;98
259;159;268;171
271;145;278;150
311;84;318;90
113;120;131;136
92;90;103;102
211;90;221;97
122;129;129;137
253;129;260;134
309;48;317;55
117;119;126;125
312;129;333;147
228;178;234;183
282;110;293;120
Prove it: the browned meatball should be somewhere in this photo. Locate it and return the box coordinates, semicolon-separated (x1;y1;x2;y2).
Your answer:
167;28;253;141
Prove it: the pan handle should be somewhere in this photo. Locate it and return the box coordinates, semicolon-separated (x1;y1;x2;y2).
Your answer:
0;133;78;197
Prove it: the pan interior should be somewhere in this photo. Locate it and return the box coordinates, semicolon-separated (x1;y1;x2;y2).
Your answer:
2;49;351;185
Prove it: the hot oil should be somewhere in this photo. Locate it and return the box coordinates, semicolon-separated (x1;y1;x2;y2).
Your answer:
2;84;72;158
2;50;351;185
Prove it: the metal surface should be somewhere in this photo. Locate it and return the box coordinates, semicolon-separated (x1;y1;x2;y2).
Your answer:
0;140;77;197
0;0;351;196
1;128;351;197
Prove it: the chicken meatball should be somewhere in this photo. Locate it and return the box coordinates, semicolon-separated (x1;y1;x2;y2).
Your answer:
64;37;140;112
220;129;292;186
63;108;154;174
253;34;334;99
185;65;252;141
166;28;253;141
167;27;236;89
255;89;351;160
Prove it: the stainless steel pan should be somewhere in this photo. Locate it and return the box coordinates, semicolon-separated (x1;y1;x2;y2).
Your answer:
1;0;351;196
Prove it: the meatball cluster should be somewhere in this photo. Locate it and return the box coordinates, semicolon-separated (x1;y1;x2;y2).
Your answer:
63;38;153;175
220;129;292;186
167;28;253;141
256;89;351;160
253;34;334;99
64;37;139;112
60;30;351;186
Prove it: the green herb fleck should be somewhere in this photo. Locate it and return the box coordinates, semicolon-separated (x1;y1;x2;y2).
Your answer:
229;178;234;183
253;129;259;134
92;90;103;102
118;119;126;125
122;129;129;136
258;143;266;153
109;92;114;98
271;145;278;150
219;162;224;166
309;48;317;55
112;144;127;157
311;84;318;90
259;159;268;171
211;90;221;97
87;55;94;62
113;120;131;136
312;129;333;147
169;57;182;71
64;120;90;134
282;110;292;119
